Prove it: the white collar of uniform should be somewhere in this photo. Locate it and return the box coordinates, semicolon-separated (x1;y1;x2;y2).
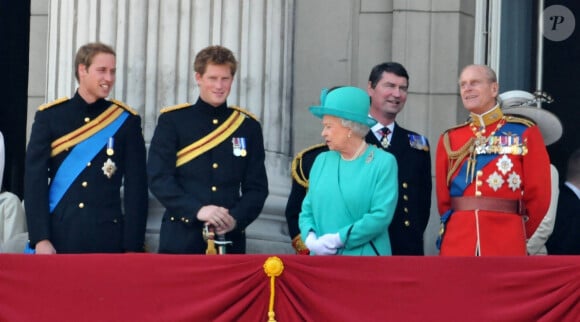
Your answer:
371;122;394;140
565;181;580;200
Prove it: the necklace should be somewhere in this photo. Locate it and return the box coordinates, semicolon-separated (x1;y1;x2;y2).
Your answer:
341;140;367;161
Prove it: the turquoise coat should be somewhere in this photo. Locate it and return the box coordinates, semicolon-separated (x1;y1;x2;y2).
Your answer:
299;145;398;255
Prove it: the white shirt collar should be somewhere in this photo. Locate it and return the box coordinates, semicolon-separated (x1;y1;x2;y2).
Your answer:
565;181;580;200
371;123;394;140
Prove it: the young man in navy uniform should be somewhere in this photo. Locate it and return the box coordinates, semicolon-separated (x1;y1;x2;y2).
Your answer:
148;45;268;254
24;42;148;254
366;62;432;255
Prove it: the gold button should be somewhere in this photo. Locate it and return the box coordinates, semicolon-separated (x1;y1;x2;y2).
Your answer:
79;202;85;208
113;219;118;223
402;182;408;189
170;216;175;221
476;181;483;187
404;220;410;227
185;219;189;223
213;119;219;124
403;195;408;201
475;191;482;196
404;207;409;213
87;162;91;167
82;181;88;187
211;186;217;192
477;170;483;176
84;117;90;123
212;163;218;169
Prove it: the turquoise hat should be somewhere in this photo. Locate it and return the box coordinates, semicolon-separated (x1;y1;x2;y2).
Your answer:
309;87;377;127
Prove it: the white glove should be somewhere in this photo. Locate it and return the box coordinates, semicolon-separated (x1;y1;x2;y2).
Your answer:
304;231;337;255
304;231;318;248
318;233;343;249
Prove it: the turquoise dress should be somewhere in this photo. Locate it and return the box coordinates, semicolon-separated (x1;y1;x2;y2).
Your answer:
299;144;398;255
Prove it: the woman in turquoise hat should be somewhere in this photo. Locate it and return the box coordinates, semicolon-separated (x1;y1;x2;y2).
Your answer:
298;86;398;255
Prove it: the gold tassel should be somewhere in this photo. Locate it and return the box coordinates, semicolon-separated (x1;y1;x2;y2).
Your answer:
205;239;217;255
263;256;284;322
203;225;217;255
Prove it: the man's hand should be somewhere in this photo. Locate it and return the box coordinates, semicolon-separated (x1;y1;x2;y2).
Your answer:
35;239;57;254
197;205;236;234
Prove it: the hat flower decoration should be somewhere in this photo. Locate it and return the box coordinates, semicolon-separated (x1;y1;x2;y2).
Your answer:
499;90;562;145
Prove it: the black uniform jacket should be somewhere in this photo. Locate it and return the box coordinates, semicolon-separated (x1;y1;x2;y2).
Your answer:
366;122;432;255
546;184;580;254
24;93;148;253
147;98;268;254
284;144;329;240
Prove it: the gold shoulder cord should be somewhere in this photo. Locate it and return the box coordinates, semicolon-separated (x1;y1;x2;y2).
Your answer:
290;156;308;188
290;143;326;189
443;132;474;186
505;115;535;127
229;105;261;123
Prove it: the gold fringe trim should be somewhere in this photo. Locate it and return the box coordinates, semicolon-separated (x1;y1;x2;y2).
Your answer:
443;132;473;186
290;143;327;188
38;97;69;111
230;105;261;123
109;98;138;115
160;103;191;114
504;115;536;127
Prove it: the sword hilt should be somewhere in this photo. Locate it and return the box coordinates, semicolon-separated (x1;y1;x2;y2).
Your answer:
215;233;233;255
203;225;217;255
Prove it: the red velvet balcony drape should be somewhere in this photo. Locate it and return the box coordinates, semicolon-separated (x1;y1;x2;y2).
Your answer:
0;254;579;321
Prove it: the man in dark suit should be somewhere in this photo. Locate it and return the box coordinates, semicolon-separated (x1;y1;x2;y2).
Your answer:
24;42;149;254
365;62;432;255
546;148;580;254
284;143;329;254
147;45;268;254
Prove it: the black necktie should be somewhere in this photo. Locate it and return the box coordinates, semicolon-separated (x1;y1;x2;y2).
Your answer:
380;127;391;148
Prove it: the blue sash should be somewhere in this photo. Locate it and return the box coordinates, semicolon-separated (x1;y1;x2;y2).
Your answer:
25;111;129;254
49;111;129;212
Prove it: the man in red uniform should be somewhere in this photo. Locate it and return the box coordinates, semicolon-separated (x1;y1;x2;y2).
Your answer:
435;64;551;255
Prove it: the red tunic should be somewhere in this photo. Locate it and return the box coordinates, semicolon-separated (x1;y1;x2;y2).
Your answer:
435;107;551;255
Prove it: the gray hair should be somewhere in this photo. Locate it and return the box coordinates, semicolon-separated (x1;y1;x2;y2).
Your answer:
341;119;370;138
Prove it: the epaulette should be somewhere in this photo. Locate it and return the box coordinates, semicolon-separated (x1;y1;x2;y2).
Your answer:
229;105;260;123
110;99;139;115
443;121;470;133
504;115;536;127
38;97;69;111
290;143;327;188
160;103;191;114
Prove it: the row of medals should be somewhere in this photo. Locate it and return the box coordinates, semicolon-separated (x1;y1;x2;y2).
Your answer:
232;137;247;157
102;136;248;180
